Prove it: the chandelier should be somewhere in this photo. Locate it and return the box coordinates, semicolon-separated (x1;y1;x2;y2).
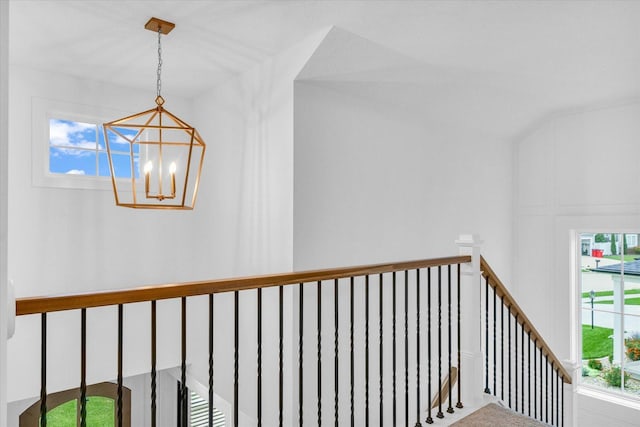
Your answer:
103;17;206;209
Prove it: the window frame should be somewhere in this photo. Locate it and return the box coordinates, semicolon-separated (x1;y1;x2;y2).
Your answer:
32;97;136;191
575;229;640;405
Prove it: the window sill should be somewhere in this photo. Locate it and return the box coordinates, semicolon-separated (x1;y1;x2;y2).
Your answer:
577;384;640;411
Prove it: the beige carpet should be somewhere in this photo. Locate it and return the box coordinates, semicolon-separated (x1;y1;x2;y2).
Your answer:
451;403;548;426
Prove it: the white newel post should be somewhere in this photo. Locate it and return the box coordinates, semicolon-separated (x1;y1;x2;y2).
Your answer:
562;360;579;427
455;234;484;409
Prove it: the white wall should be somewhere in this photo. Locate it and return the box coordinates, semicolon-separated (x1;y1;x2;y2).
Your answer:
514;101;640;425
293;81;513;274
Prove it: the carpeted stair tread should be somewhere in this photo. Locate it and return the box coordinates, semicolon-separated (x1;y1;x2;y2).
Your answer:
450;403;548;426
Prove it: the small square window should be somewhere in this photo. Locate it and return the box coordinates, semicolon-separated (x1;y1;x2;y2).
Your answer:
48;118;139;179
32;98;140;190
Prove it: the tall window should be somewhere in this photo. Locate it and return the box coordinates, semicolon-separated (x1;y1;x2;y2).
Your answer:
580;232;640;399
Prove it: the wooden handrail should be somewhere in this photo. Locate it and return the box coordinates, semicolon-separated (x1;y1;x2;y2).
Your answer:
16;255;470;316
480;256;572;384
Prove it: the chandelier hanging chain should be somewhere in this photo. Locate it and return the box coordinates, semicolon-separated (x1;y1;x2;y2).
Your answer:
156;27;163;99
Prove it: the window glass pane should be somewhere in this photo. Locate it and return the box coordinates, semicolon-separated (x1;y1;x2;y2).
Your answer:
100;152;138;179
581;232;640;398
49;119;97;149
49;147;97;176
49;119;98;176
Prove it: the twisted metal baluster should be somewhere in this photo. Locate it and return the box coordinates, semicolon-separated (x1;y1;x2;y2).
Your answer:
209;295;215;427
456;264;463;409
436;266;443;419
426;269;433;425
484;276;490;394
279;286;284;427
379;273;384;425
447;265;454;414
234;292;239;427
257;288;263;427
80;308;87;427
318;281;322;427
350;277;355;427
118;305;123;427
40;314;47;426
335;279;339;427
299;284;304;426
404;270;409;427
393;272;398;424
415;269;423;427
151;301;157;427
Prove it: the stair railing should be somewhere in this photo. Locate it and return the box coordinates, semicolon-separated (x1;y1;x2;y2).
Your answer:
16;255;469;426
480;256;572;427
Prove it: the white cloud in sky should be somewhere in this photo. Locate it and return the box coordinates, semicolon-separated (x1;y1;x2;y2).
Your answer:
65;169;86;175
50;119;95;145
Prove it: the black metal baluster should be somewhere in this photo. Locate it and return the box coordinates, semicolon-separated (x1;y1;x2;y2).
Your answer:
528;331;531;418
80;308;87;427
350;277;355;427
151;300;157;427
181;297;187;427
299;284;304;427
404;270;409;427
561;374;564;427
279;286;284;427
508;306;511;409
549;362;555;424
556;369;560;427
335;279;339;427
393;272;397;425
379;274;384;426
235;291;240;427
545;354;548;424
501;296;504;402
492;283;496;398
416;269;423;426
456;264;463;410
447;265;454;415
521;322;524;414
437;266;443;420
426;269;433;425
515;314;518;413
258;288;263;427
534;341;537;421
318;281;322;427
209;294;215;427
118;304;123;427
484;276;490;394
40;313;47;426
365;275;370;426
539;346;543;422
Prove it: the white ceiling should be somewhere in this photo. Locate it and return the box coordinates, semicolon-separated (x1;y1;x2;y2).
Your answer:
9;0;640;139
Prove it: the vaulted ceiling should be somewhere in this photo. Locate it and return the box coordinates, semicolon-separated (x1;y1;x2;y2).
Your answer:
9;0;640;139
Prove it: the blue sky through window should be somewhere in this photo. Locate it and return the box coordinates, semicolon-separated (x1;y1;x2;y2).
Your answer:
49;119;139;178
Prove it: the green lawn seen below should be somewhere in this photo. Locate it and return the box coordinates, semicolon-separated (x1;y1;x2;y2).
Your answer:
45;397;114;426
582;325;613;360
596;297;640;305
581;289;640;298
